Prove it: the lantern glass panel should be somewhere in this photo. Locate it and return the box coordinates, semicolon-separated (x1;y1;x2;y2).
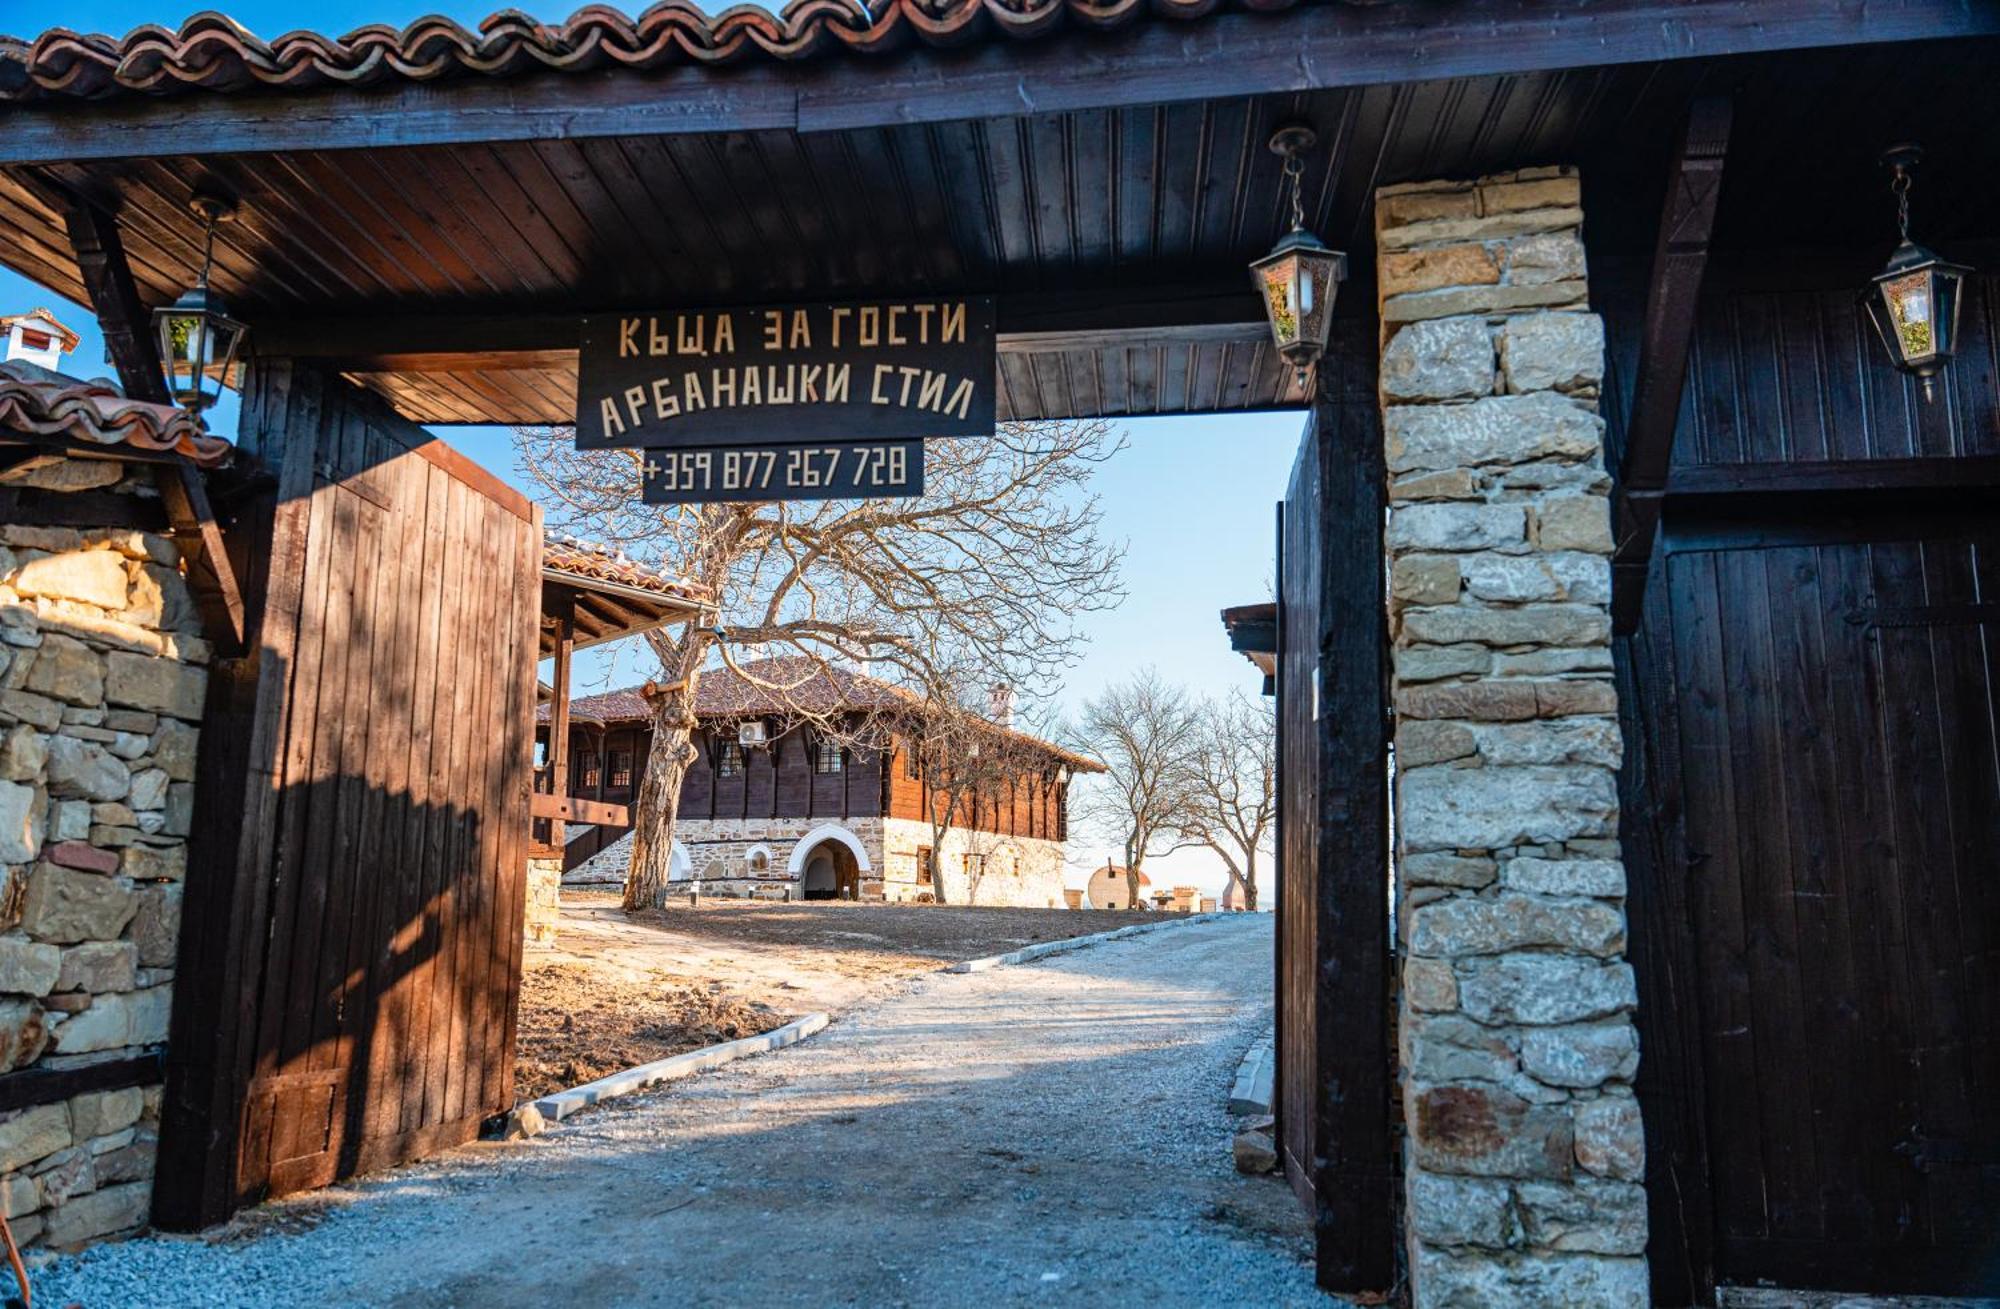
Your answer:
1256;252;1304;349
153;297;246;412
1878;269;1937;365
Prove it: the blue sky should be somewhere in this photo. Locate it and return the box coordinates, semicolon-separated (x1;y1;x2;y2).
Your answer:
1;0;1304;897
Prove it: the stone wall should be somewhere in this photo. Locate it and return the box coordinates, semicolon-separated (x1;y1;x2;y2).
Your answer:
0;458;206;1250
877;817;1066;908
1375;168;1648;1307
523;856;561;946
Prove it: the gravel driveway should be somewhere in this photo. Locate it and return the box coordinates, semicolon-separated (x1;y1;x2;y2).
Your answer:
36;915;1329;1308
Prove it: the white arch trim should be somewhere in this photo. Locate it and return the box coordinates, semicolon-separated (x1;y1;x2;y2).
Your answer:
787;824;872;875
668;840;692;881
744;843;775;875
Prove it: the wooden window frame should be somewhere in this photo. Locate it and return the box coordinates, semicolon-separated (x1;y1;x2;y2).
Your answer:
717;741;745;778
579;752;601;789
607;749;634;789
813;738;845;775
916;846;934;885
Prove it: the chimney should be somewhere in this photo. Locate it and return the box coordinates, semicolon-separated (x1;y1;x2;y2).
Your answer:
987;683;1014;729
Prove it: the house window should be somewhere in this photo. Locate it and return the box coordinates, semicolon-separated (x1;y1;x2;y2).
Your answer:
717;742;744;777
813;739;844;774
904;743;922;781
579;753;601;789
916;847;934;886
608;750;634;789
963;852;985;876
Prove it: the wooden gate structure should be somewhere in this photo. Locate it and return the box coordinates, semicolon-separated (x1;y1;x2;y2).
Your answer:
5;1;2000;1298
154;362;543;1225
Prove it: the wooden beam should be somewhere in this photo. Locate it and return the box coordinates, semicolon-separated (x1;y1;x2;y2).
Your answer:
154;462;248;654
1665;455;2000;498
254;282;1268;369
1;1;1991;164
529;793;630;828
0;1052;165;1114
543;594;575;852
1612;95;1732;636
0;484;166;530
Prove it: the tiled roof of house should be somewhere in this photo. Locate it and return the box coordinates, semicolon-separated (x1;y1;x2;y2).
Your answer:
0;361;231;467
541;654;1100;770
0;0;1349;103
543;533;708;606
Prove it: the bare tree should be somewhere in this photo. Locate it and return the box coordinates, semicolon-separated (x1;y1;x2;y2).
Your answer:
903;681;1064;905
1067;669;1202;909
1183;690;1276;911
514;421;1126;909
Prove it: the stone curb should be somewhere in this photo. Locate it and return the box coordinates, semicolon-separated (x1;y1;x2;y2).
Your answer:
1228;1031;1275;1116
534;1011;831;1123
944;912;1232;975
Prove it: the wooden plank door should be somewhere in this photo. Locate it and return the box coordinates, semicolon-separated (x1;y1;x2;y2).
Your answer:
156;362;541;1228
1274;322;1394;1295
1630;523;2000;1297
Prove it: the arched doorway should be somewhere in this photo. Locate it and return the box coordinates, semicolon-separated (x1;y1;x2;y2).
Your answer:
801;849;839;900
790;825;871;901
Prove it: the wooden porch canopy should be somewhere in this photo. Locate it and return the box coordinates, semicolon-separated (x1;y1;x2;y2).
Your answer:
0;1;1995;431
540;533;708;656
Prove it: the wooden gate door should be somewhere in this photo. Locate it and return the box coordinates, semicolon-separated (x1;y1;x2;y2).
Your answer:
157;362;542;1229
1626;516;2000;1297
1274;324;1394;1295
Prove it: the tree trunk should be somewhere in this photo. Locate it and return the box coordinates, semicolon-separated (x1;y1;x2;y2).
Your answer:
1125;836;1143;910
1240;852;1259;911
624;674;700;911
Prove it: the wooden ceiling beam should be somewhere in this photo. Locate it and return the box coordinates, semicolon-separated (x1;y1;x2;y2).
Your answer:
1611;95;1732;637
0;2;1990;164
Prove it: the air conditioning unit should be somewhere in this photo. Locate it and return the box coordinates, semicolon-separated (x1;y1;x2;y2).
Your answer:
738;720;768;748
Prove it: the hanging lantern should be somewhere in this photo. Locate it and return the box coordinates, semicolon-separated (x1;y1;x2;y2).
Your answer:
152;194;247;418
1862;145;1970;403
1250;124;1347;387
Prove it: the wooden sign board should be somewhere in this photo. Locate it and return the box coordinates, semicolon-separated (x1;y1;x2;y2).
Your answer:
641;440;925;504
578;298;995;449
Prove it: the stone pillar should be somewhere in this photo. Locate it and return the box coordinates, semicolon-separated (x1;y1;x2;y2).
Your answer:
0;458;208;1249
1375;168;1648;1307
523;856;562;946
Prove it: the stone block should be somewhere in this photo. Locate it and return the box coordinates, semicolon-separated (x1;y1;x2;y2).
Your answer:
10;551;129;612
45;841;118;875
0;1103;70;1172
1377;207;1585;252
1378;186;1480;229
0;1172;31;1220
1392;555;1462;607
1232;1129;1277;1175
1404;1013;1517;1083
127;768;169;812
124;563;198;635
1386;504;1525;553
1403;853;1498;890
119;843;184;883
149;719;198;782
1397;681;1539;723
44;735;130;803
162;783;193;838
1506;231;1590;287
1398;721;1477;768
0;779;44;864
22;634;104;708
20;865;137;945
1407;1170;1515;1249
1391;468;1482;502
1399;764;1617;850
0;724;46;781
68;1087;143;1141
92;1135;156;1185
1502;857;1625;898
1460;553;1565;603
50;801;90;842
1500;312;1605;395
1533;681;1618;718
35;1144;95;1207
0;1000;47;1073
1481;173;1580;215
1411;1084;1573;1180
102;711;156;735
0;937;61;997
131;884;182;968
1574;1095;1645;1181
1521;1021;1641;1089
1408;892;1625;959
1411;1246;1647;1309
88;825;137;848
50;995;129;1054
1382;317;1496;401
103;653;205;720
44;1180;151;1248
1535;496;1616;554
1386;392;1604;474
1471;720;1622;769
1400;603;1610;649
1406;957;1459;1012
1379;242;1501;298
1515;1178;1648;1256
1399;644;1493;683
55;941;137;995
1457;956;1637;1026
1384;280;1588;324
0;690;61;731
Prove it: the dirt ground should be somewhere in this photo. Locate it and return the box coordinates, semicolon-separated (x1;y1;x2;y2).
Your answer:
513;893;1161;1100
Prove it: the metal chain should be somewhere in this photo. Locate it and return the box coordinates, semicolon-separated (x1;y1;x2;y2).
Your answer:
1892;169;1912;242
1285;153;1305;233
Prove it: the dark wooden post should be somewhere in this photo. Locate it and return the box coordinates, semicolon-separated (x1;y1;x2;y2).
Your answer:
1310;338;1394;1294
546;592;575;852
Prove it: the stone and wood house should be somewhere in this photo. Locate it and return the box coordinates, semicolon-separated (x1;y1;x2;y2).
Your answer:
541;656;1097;907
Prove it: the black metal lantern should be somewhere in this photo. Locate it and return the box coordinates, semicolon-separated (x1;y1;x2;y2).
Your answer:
1863;145;1970;403
1250;124;1347;386
152;194;247;417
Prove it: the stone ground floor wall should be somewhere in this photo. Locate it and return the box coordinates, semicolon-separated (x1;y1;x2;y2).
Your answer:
1377;168;1647;1307
0;470;207;1250
523;857;561;946
564;814;1068;908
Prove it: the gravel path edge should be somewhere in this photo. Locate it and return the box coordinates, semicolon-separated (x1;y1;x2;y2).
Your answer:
534;1010;831;1122
945;911;1232;974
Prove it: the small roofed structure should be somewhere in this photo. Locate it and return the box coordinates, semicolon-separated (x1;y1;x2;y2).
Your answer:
1;307;81;370
1220;603;1277;697
1086;862;1148;910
